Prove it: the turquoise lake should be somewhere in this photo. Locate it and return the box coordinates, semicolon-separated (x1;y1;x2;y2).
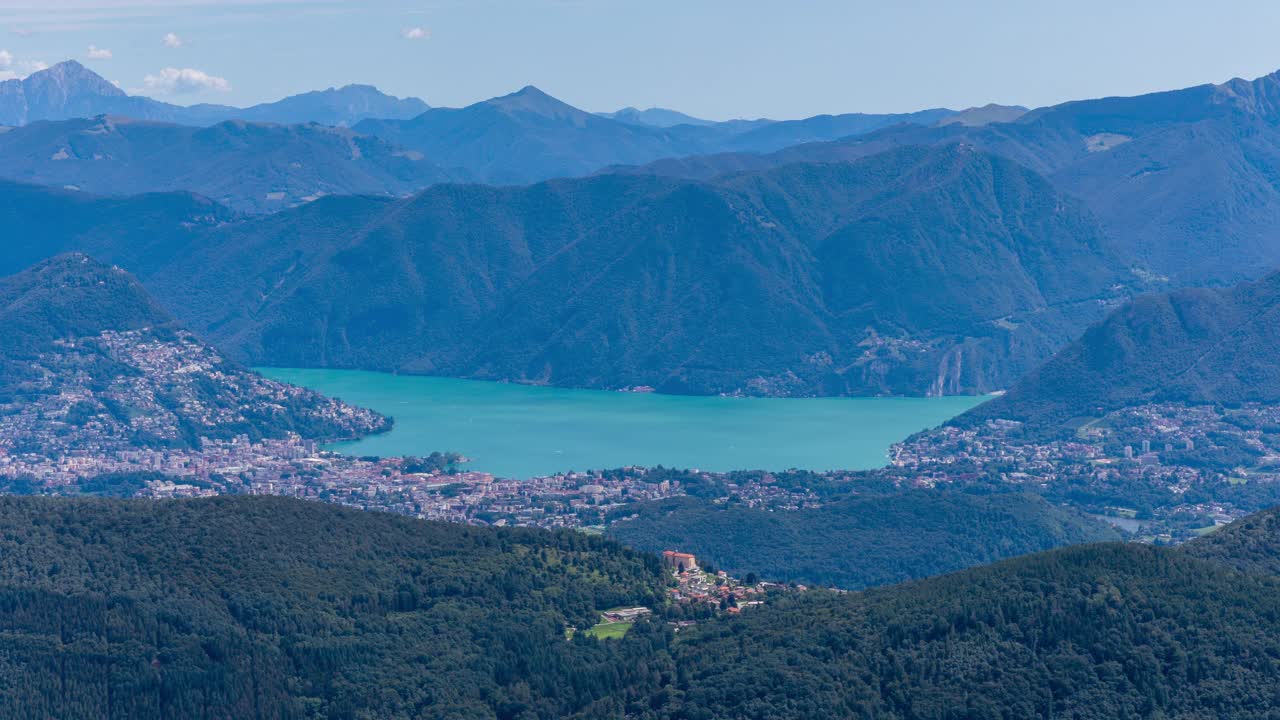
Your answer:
259;369;987;478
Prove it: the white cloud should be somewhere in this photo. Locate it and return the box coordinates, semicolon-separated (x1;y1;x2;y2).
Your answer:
401;26;429;40
87;44;112;59
162;32;183;48
1;57;47;81
142;67;230;95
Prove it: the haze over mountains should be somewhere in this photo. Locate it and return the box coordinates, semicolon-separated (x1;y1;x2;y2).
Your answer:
0;62;975;194
0;60;429;127
9;61;1280;400
620;70;1280;287
0;115;463;213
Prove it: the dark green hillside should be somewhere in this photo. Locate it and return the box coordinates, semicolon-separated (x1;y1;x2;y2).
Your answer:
962;269;1280;431
7;496;1280;718
640;536;1280;719
608;491;1120;589
0;496;666;719
1183;505;1280;575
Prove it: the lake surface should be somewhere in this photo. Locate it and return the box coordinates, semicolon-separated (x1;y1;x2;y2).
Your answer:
260;368;987;478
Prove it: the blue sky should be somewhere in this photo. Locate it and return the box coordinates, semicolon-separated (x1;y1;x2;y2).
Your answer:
3;0;1280;119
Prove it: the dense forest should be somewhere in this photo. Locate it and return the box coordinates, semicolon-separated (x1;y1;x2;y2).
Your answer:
3;495;1280;718
607;490;1120;588
636;534;1280;719
0;496;666;719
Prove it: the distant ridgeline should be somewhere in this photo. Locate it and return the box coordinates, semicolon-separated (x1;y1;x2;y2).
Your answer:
0;254;387;457
961;268;1280;434
3;494;1280;718
0;61;969;207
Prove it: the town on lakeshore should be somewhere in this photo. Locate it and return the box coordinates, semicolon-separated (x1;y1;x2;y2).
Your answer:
2;328;1272;543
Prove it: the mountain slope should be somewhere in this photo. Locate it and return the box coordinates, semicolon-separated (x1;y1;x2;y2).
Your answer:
962;269;1280;430
643;532;1280;719
714;107;956;153
616;69;1280;286
0;180;229;276
355;87;959;184
0;495;666;719
86;144;1129;397
0;116;462;213
354;86;718;185
5;496;1280;718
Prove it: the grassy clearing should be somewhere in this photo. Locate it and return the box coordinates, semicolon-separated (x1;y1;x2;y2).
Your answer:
585;621;633;640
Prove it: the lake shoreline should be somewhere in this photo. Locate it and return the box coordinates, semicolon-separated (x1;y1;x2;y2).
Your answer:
259;368;986;478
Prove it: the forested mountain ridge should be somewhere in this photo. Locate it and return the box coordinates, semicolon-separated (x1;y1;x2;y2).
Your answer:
636;527;1280;719
5;496;1280;718
0;179;229;277
1;144;1136;396
0;495;667;719
961;268;1280;431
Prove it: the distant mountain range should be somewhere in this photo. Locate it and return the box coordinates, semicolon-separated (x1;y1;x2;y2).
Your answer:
0;115;464;213
616;70;1280;286
0;60;429;127
963;268;1280;431
597;106;728;127
0;144;1136;397
354;88;961;184
0;61;984;197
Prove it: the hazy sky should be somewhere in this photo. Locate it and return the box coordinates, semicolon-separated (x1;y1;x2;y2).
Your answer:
3;0;1280;119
